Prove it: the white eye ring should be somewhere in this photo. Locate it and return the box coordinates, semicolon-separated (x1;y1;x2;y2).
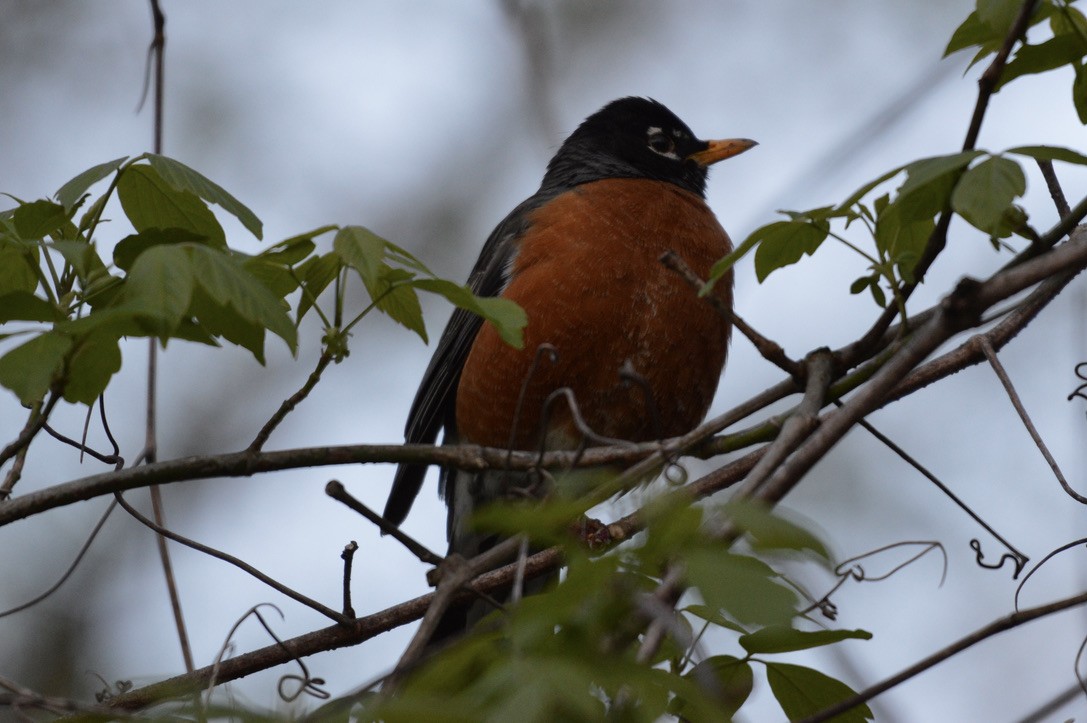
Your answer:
647;131;678;158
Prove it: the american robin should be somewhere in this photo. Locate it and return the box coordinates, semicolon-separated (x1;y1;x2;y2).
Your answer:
384;96;754;636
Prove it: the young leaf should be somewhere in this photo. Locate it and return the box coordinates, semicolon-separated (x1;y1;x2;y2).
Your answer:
1075;64;1087;124
951;155;1026;235
13;200;69;240
0;331;72;404
54;156;128;212
705;232;761;289
189;286;267;363
765;662;873;722
999;33;1087;89
684;550;798;626
64;332;122;404
1007;144;1087;165
258;236;317;266
188;245;297;351
896;151;982;199
739;626;872;655
0;291;62;323
295;251;342;324
333;225;386;287
113;228;207;271
146;154;263;239
676;655;753;719
0;246;42;295
412;278;527;349
116;165;226;247
49;240;105;281
123;244;195;331
334;226;428;339
944;11;996;58
723;499;830;558
751;219;829;282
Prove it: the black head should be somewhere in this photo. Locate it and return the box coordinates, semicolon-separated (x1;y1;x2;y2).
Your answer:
540;97;756;198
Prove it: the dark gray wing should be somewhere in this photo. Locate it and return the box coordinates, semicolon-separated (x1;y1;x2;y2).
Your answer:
382;193;549;527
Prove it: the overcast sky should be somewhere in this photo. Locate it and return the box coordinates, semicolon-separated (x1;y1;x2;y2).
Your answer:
4;1;1087;720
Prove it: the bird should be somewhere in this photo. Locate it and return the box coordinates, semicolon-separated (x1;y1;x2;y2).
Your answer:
383;96;755;639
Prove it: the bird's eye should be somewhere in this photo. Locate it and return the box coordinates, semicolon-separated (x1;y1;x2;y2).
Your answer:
647;132;676;156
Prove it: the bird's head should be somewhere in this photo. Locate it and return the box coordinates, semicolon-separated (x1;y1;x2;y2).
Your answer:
542;96;756;198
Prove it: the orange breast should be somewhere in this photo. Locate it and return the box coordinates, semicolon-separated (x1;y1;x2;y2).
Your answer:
456;178;734;451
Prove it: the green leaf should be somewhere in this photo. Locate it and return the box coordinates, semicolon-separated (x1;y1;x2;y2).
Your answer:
189;286;266;363
677;655;753;720
295;251;342;324
258;236;317;266
0;291;62;323
849;276;872;295
1007;144;1087;165
750;219;829;282
977;0;1022;36
685;550;798;626
334;226;427;340
244;258;300;298
1052;4;1087;37
0;332;72;404
54;156;128;212
765;662;873;722
123;244;194;331
1075;63;1087;124
413;278;527;349
951;155;1026;235
64;333;122;404
13;200;69;240
999;33;1087;89
370;268;428;341
146;154;263;239
333;225;387;285
739;626;872;655
116;165;226;247
188;245;297;351
0;246;40;294
113;228;206;271
49;240;104;281
897;151;982;198
705;231;761;289
835;165;908;213
869;280;888;308
682;604;750;635
723;500;830;558
945;11;997;57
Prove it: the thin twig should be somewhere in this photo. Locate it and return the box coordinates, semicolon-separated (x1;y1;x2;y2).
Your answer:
979;335;1087;504
325;480;443;566
660;249;801;377
115;491;351;625
0;500;118;619
248;350;334;453
848;403;1028;577
1037;159;1071;217
0;392;60;496
341;541;358;618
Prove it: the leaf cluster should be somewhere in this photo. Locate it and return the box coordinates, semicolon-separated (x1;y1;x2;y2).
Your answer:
0;155;525;407
364;492;872;722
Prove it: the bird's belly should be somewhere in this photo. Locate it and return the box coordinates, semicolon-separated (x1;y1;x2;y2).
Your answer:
456;179;733;451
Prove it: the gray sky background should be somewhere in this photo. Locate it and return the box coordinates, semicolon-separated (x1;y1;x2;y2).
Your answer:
3;1;1087;720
